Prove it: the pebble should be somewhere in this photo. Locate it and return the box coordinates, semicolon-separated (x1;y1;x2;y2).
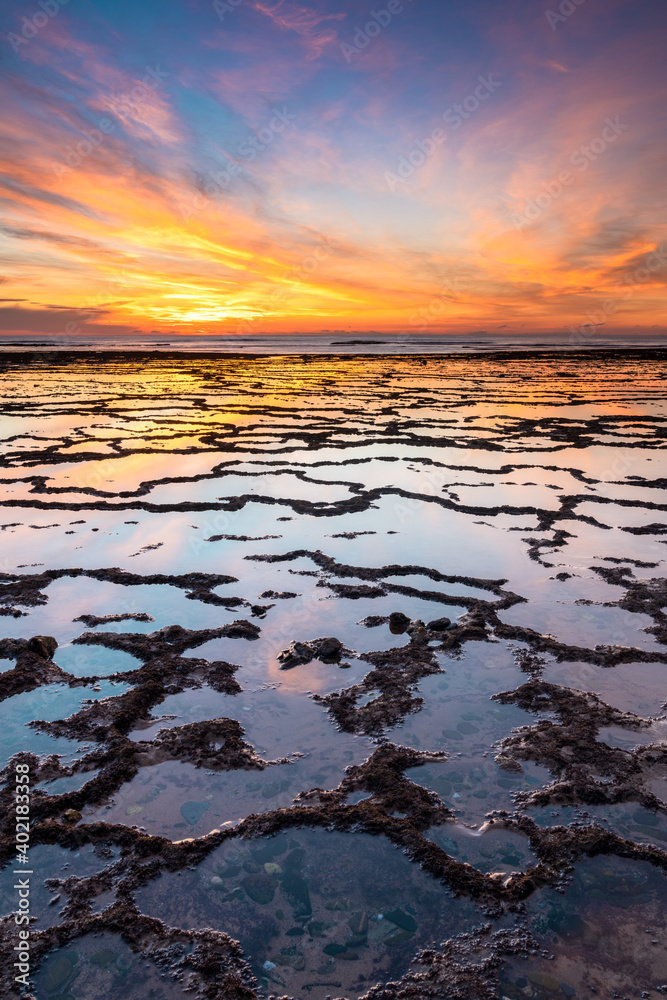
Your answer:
180;801;210;825
367;921;394;943
385;929;415;946
241;873;276;904
264;862;282;875
278;953;306;970
348;911;369;935
323;943;347;956
389;611;410;633
318;637;343;659
40;953;75;992
427;617;451;631
384;907;417;932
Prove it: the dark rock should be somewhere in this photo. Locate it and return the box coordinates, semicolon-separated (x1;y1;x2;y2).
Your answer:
384;907;417;932
348;911;368;935
286;926;305;936
281;870;312;916
28;634;58;659
495;754;523;773
284;848;306;870
323;943;347;956
242;874;276;904
427;617;452;631
219;865;242;878
385;929;415;946
317;637;343;660
277;641;316;669
388;611;410;634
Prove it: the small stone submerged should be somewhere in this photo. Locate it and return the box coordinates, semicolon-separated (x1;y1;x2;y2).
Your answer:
180;800;210;825
136;827;478;997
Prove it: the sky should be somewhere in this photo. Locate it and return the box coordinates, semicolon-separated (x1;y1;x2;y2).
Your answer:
0;0;666;338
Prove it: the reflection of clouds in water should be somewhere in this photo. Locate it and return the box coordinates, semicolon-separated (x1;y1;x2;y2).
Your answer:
2;354;667;998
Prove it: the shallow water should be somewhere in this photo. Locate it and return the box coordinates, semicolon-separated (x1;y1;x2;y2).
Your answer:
136;828;479;1000
0;350;666;1000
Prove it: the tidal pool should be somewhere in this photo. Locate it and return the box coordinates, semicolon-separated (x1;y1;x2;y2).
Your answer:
0;351;666;1000
136;828;480;1000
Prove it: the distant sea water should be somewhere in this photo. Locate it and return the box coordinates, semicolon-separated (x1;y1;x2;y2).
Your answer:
1;332;666;354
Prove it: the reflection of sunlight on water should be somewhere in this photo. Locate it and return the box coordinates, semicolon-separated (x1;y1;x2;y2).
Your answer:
2;354;667;997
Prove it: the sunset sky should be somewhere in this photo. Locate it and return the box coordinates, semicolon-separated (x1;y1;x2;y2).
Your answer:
1;0;666;337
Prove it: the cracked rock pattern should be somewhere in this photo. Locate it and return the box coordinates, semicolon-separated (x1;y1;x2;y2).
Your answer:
0;350;666;1000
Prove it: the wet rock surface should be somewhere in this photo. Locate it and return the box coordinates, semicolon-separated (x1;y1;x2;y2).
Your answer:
0;351;666;1000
